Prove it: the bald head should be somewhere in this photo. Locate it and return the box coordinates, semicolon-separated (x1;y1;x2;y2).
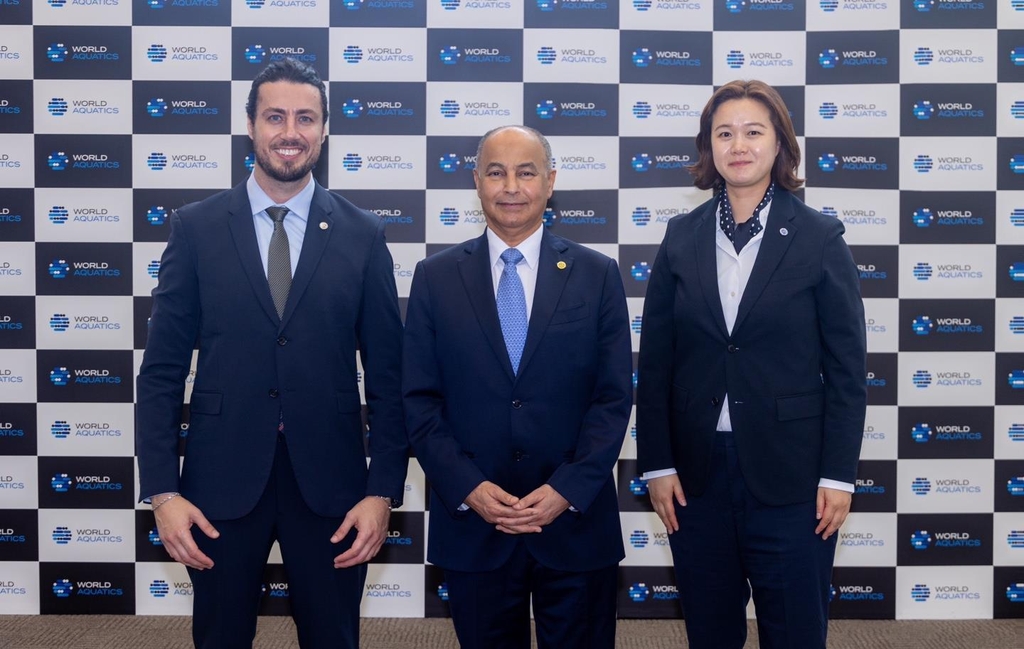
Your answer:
476;125;553;174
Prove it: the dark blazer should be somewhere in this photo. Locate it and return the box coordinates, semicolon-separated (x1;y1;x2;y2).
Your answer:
403;229;632;573
137;181;407;520
636;189;866;507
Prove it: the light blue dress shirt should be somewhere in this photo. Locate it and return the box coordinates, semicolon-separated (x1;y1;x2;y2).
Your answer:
246;173;314;277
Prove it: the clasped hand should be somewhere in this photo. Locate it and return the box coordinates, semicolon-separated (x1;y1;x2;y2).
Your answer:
465;481;569;535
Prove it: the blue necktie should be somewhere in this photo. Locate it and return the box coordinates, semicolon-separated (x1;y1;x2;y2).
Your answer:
497;248;528;375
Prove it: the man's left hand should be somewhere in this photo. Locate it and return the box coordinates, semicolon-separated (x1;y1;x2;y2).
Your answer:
331;497;391;568
815;487;852;540
494;484;569;535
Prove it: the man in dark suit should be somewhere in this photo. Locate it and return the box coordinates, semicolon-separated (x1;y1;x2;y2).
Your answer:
136;58;407;649
403;125;632;649
637;81;867;649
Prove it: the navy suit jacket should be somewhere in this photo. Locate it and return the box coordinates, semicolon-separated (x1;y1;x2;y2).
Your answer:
636;190;867;506
403;230;632;573
137;181;407;520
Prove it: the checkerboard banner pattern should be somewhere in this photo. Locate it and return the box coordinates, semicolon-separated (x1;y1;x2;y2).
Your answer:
1;0;1023;620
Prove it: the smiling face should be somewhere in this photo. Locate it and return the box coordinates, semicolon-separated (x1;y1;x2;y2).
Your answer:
710;97;781;196
473;127;556;247
247;80;325;196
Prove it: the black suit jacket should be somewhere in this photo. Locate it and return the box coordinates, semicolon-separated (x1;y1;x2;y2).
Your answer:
636;190;867;506
403;230;632;572
136;181;407;520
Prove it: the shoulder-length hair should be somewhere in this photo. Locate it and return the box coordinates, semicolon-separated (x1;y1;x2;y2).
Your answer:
688;80;803;192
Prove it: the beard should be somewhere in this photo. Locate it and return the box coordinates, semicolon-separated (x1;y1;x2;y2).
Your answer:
253;141;319;183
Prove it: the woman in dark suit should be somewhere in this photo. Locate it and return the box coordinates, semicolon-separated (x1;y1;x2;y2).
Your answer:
636;80;867;649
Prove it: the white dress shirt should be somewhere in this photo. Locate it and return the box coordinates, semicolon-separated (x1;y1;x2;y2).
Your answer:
486;224;544;319
643;202;853;494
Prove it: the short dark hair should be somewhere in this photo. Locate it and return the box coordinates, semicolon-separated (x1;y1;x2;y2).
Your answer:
689;79;803;192
475;125;553;173
245;57;329;124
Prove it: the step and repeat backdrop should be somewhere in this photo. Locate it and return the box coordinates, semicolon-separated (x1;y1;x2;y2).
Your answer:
1;0;1024;622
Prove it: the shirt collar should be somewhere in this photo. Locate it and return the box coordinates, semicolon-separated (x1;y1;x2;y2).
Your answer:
246;173;315;225
715;198;773;254
487;223;544;271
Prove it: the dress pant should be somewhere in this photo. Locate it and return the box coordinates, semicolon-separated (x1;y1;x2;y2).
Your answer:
188;435;367;649
668;431;838;649
444;540;617;649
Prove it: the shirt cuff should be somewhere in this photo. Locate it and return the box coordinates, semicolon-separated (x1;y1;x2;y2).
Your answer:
818;478;854;493
641;468;678;481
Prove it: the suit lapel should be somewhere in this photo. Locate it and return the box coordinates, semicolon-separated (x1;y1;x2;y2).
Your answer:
458;234;516;381
732;191;798;333
226;185;280;326
517;231;571;379
280;184;333;328
695;206;730;339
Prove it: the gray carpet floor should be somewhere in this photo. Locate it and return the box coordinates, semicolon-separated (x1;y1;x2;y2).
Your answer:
0;616;1022;649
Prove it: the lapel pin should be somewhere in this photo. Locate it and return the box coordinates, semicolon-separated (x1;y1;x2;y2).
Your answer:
779;227;789;236
319;221;328;230
557;261;567;270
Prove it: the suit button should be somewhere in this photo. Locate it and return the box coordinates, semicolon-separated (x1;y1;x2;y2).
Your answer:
512;399;523;409
277;336;288;346
711;397;720;406
727;344;738;353
513;450;524;461
269;389;279;398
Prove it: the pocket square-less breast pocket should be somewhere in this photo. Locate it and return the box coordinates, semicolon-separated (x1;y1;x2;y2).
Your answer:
768;265;813;284
549;302;589;325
